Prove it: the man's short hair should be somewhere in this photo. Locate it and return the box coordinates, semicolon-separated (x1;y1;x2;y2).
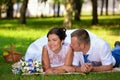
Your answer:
71;29;90;44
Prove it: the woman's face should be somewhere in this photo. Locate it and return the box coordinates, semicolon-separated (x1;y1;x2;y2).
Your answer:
48;34;63;53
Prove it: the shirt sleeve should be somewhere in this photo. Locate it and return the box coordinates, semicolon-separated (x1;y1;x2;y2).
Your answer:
72;52;83;66
99;42;115;66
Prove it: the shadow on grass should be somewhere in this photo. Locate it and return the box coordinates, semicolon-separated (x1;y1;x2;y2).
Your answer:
0;15;120;30
0;17;64;30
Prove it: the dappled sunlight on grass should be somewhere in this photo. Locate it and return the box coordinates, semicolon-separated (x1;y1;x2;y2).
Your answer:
90;27;120;49
0;30;44;39
98;15;120;19
0;15;120;80
0;24;14;28
0;29;48;54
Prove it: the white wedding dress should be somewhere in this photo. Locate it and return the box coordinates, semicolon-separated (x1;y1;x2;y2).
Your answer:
25;29;76;62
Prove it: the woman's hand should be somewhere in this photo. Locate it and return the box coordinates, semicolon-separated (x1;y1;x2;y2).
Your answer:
62;65;75;72
45;68;66;74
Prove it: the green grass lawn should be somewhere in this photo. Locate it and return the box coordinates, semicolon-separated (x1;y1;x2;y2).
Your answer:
0;15;120;80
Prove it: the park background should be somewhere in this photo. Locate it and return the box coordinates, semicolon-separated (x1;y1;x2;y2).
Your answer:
0;0;120;80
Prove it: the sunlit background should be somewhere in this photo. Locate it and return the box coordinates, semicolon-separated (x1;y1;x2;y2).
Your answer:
1;0;120;18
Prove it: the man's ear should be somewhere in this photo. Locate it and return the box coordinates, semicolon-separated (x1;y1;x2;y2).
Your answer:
80;43;85;49
61;40;64;44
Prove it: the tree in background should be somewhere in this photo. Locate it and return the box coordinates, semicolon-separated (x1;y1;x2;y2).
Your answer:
52;0;65;17
56;1;60;17
0;1;2;18
100;0;104;15
74;0;83;21
0;0;119;26
100;0;109;16
6;0;14;19
113;0;115;15
19;0;48;24
91;0;98;25
0;0;7;19
105;0;108;15
63;0;74;28
0;0;14;19
19;0;28;24
0;0;21;19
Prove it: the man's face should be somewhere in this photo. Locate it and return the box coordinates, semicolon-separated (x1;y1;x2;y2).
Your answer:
71;37;80;51
71;37;84;52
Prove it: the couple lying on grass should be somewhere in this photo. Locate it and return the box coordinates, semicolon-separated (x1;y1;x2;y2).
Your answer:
25;28;120;74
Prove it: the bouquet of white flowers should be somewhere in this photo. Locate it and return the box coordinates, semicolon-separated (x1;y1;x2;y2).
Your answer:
12;59;43;75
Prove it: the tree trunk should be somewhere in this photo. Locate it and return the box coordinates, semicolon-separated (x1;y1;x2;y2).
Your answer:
0;6;1;18
6;0;13;19
57;1;60;17
53;3;56;17
74;0;83;21
19;0;28;24
100;0;104;16
91;0;98;25
113;0;115;15
64;0;74;28
105;0;108;15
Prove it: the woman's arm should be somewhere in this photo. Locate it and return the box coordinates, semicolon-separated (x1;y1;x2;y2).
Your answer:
61;46;75;72
42;46;64;73
64;46;74;66
42;46;50;71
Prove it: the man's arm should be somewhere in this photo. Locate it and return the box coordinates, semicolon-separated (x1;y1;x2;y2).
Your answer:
91;64;113;72
74;63;113;73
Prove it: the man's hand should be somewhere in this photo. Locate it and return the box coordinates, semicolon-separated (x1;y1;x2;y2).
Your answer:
80;63;93;73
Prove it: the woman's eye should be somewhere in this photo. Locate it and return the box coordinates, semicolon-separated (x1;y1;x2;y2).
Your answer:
48;39;50;42
53;39;57;41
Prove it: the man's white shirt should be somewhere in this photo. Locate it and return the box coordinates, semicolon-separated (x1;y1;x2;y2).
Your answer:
72;30;116;66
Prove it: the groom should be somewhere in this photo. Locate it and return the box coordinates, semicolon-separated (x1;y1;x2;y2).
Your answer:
70;29;116;73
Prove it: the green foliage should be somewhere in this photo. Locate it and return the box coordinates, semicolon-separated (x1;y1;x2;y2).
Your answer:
0;0;7;5
52;0;65;4
0;15;120;79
